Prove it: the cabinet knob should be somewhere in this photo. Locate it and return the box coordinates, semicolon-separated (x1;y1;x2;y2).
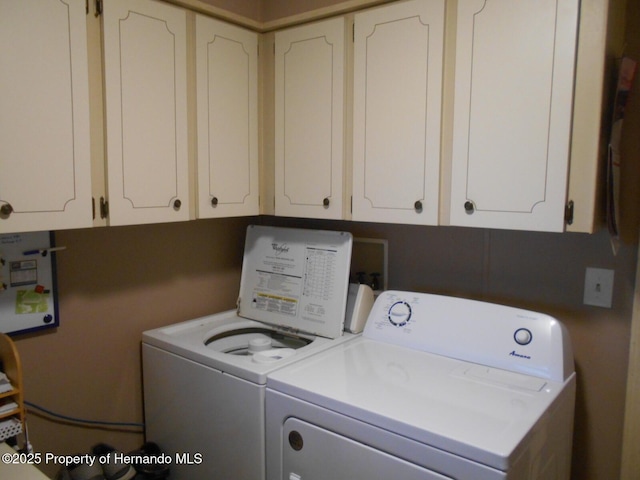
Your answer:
464;201;475;214
323;197;330;207
414;200;423;212
211;197;218;207
0;203;13;217
173;199;182;210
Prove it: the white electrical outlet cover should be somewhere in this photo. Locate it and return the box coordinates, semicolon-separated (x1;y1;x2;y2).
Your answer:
583;267;614;308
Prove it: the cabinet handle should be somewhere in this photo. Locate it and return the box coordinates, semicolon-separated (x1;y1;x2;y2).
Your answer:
323;197;330;207
414;200;423;212
211;197;218;207
0;203;13;217
464;201;475;214
173;199;182;210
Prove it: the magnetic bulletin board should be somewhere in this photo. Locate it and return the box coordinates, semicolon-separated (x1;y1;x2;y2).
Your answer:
0;231;59;335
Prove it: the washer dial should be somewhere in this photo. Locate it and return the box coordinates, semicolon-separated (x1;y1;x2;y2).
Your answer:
388;301;412;327
514;328;533;345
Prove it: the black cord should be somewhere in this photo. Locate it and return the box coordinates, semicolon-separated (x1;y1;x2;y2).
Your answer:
24;400;144;429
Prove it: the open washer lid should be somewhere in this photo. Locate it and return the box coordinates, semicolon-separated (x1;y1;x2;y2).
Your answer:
238;225;353;339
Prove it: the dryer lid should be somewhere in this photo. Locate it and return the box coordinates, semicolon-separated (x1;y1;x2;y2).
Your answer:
238;225;353;339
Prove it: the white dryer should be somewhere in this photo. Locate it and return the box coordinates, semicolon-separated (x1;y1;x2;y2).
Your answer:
142;226;359;480
266;291;576;480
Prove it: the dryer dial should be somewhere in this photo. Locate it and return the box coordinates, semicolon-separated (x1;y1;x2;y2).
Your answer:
514;328;533;346
388;301;412;326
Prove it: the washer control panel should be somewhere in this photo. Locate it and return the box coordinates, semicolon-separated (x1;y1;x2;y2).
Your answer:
363;290;573;382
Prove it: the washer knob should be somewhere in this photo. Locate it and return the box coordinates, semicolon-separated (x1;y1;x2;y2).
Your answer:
514;328;532;345
388;301;412;327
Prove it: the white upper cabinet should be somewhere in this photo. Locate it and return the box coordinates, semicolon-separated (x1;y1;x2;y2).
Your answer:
449;0;579;232
195;15;259;219
352;0;445;225
274;17;346;220
0;0;92;233
102;0;189;226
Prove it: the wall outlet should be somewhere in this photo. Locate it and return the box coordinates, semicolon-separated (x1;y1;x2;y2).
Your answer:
583;267;614;308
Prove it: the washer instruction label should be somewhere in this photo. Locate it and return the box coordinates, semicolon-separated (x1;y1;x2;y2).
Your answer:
239;226;352;338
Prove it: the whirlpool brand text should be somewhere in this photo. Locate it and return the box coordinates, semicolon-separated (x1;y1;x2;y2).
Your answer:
272;243;290;255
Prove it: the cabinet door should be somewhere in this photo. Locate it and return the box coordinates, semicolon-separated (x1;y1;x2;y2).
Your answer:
275;18;346;220
195;15;259;218
449;0;579;232
102;0;189;226
0;0;92;233
352;0;444;225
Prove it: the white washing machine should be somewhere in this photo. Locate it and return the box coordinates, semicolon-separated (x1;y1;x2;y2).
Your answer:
142;226;364;480
266;291;577;480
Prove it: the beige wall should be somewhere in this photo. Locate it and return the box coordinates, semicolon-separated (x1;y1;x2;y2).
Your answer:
191;0;384;23
262;0;357;22
14;214;636;480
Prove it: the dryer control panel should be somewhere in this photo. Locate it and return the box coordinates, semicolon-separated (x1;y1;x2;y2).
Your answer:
363;291;574;382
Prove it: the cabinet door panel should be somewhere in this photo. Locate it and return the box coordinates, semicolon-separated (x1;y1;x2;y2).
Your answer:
352;0;444;225
103;0;189;226
196;15;259;218
0;0;91;233
275;18;345;219
450;0;579;232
